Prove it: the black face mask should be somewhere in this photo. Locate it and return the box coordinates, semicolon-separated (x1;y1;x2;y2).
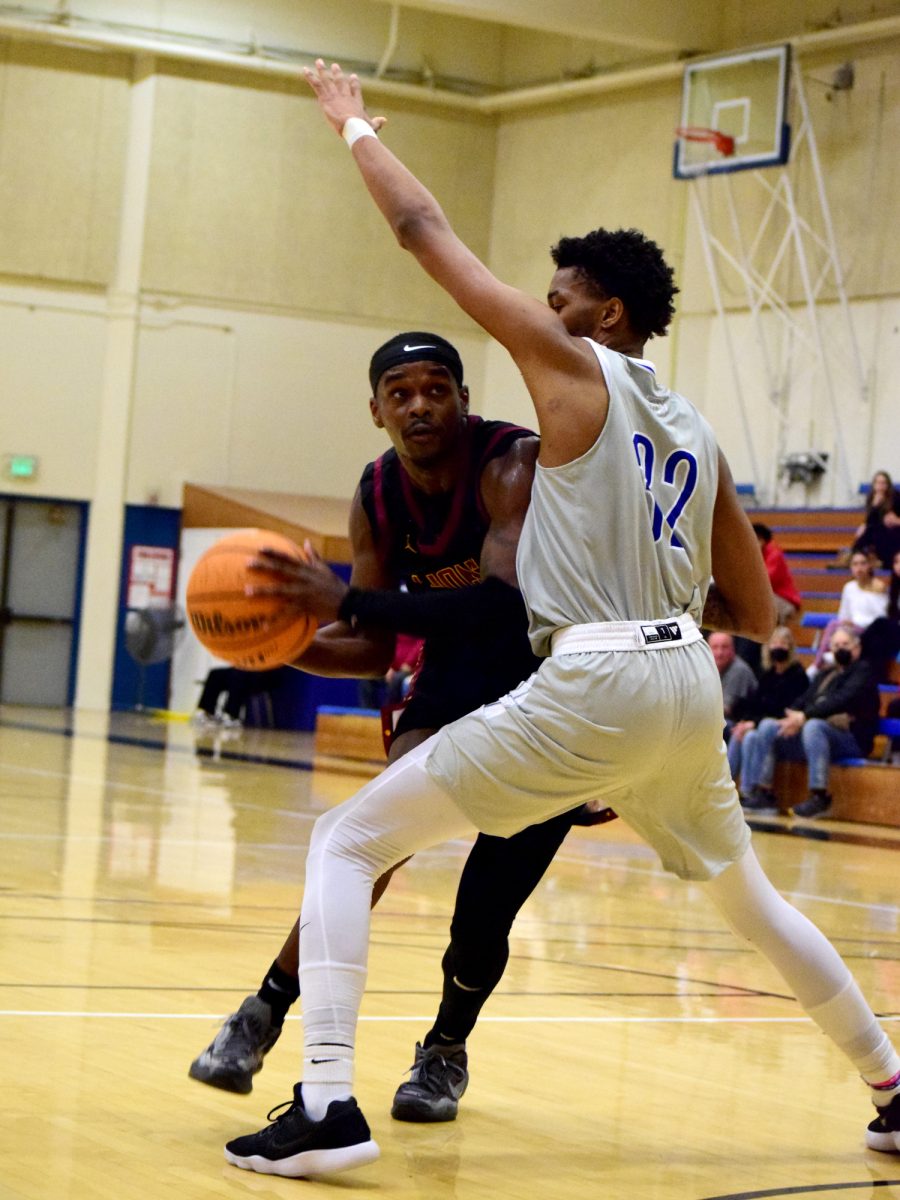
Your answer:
769;647;790;663
833;648;853;667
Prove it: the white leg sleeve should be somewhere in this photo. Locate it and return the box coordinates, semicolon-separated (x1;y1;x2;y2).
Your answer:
702;845;899;1082
298;735;475;1090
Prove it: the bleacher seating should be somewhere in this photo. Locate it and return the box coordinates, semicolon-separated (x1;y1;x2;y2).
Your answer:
751;505;899;823
314;705;385;774
800;612;830;629
771;757;899;825
748;508;855;664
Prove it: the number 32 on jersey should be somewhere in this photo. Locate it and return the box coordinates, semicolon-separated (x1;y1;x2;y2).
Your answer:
632;433;698;549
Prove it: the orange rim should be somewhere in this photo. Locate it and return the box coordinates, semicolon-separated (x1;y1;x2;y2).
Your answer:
675;126;735;157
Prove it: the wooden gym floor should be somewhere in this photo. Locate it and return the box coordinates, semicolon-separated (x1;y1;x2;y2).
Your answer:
2;706;900;1200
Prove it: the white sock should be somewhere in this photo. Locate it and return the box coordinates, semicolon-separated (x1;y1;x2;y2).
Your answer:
807;981;900;1102
301;1049;353;1121
301;1082;352;1122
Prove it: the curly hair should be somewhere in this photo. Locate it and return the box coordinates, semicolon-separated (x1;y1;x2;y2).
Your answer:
550;228;678;339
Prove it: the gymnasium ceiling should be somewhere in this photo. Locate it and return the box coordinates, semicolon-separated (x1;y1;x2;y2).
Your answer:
382;0;900;89
382;0;723;63
1;0;900;107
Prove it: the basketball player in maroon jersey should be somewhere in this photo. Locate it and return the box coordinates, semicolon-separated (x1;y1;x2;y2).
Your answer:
190;330;611;1120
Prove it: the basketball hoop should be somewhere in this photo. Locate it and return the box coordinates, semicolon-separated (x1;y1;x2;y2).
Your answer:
675;126;736;157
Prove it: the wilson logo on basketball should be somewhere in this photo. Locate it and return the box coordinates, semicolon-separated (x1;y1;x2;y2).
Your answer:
190;609;271;638
185;529;316;669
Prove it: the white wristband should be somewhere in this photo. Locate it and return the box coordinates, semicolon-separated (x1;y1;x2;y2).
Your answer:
341;118;378;148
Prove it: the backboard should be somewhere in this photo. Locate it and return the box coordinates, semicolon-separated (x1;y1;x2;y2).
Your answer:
673;45;791;179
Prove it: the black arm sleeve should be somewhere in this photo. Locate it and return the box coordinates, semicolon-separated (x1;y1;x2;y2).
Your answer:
337;575;526;638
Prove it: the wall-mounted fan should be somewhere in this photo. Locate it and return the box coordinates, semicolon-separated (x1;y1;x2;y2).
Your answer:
124;605;186;710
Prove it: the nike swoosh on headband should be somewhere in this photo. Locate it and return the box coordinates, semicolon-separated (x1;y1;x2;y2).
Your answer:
403;343;436;352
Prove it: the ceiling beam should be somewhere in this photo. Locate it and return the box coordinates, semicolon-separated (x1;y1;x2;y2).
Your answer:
372;0;722;54
2;10;898;116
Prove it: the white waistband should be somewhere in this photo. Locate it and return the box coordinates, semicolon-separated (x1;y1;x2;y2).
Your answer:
550;613;701;655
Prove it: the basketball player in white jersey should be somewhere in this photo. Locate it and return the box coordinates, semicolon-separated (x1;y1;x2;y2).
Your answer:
222;61;900;1179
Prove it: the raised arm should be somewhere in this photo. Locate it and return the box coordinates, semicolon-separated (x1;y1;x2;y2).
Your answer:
303;61;604;466
703;449;777;641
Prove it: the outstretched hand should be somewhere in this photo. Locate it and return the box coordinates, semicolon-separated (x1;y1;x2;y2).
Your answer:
303;58;386;137
248;540;348;623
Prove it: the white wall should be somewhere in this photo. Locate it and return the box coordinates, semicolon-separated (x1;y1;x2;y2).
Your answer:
0;288;106;494
2;16;899;709
4;286;490;508
131;307;489;506
672;303;900;503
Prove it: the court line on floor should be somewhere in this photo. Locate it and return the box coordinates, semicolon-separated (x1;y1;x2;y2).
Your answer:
0;760;318;822
4;823;895;916
701;1181;900;1199
0;987;780;1000
3;744;899;915
7;715;900;856
1;797;896;915
0;715;320;773
1;1010;898;1024
7;889;900;946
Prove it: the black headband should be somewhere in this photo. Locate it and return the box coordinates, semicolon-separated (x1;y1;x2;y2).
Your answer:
369;331;464;393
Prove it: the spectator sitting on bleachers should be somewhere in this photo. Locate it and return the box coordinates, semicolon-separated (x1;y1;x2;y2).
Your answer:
861;548;900;764
739;624;881;820
853;470;900;569
709;631;758;740
753;522;802;623
811;550;888;676
733;523;803;674
729;626;809;786
861;548;900;682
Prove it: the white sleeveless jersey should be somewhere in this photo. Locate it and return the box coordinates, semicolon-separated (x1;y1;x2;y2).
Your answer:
517;339;718;656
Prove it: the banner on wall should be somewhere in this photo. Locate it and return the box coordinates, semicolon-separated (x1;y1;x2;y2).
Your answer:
127;545;175;609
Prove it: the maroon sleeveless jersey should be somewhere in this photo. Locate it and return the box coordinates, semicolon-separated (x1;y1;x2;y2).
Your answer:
358;415;540;728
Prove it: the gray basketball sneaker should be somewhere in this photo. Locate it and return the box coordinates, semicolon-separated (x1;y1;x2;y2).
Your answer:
391;1041;468;1122
189;995;281;1094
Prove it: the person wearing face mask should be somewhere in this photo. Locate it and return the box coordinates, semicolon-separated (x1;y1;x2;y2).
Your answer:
732;525;803;674
738;624;881;819
810;551;888;678
730;627;809;805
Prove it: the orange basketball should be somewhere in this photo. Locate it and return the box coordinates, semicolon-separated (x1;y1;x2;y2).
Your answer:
186;529;316;670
